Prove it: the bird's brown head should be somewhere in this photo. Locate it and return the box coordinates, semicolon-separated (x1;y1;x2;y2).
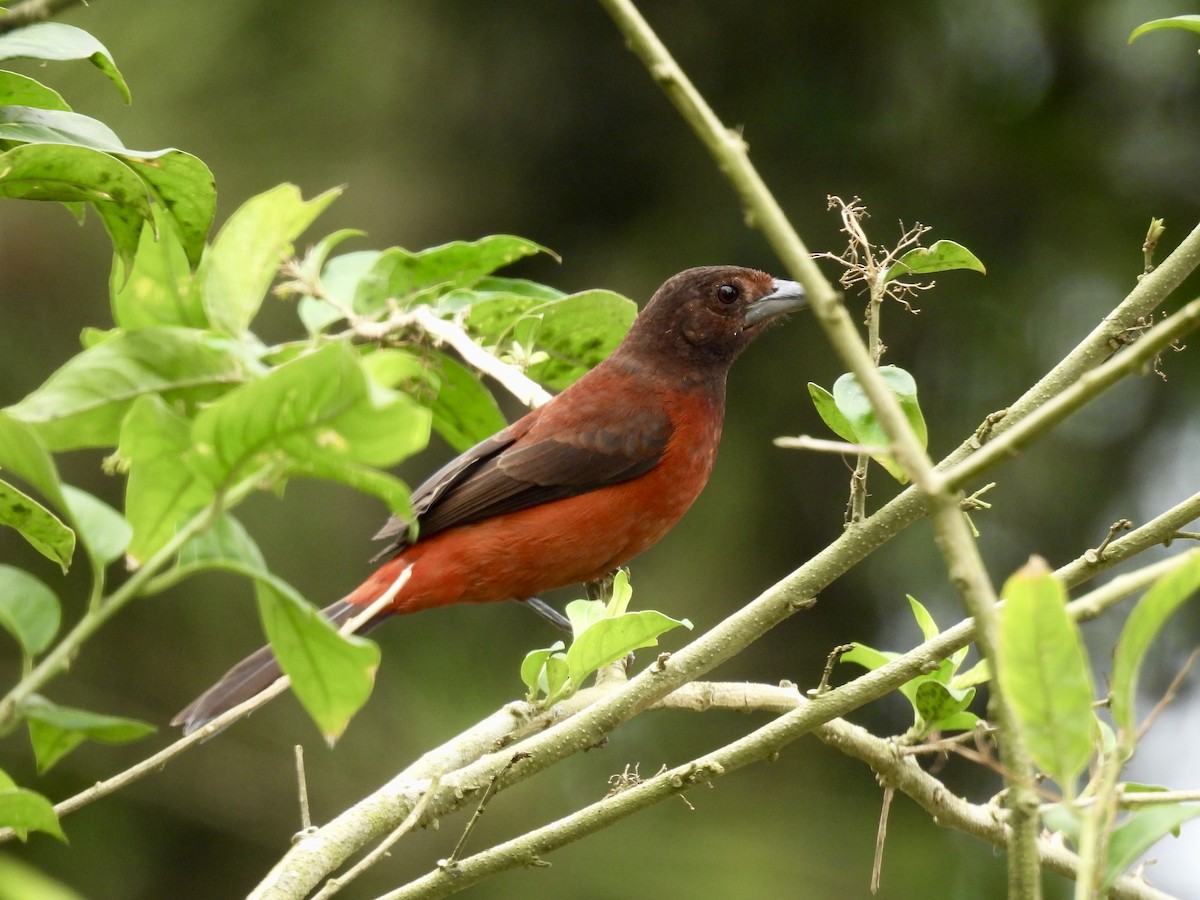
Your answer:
617;266;807;374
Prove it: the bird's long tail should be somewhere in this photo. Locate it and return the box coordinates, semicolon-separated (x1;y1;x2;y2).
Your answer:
171;599;385;735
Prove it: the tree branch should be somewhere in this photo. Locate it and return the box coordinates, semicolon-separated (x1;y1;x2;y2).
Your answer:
0;0;88;33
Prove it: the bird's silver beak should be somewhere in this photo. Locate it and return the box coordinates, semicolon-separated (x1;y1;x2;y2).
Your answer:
744;278;807;327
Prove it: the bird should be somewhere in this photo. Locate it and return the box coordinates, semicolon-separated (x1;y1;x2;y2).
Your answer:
172;266;806;733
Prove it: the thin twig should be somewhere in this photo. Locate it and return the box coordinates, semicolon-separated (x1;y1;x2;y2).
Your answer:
1135;647;1200;743
295;746;312;834
871;786;893;894
773;435;891;457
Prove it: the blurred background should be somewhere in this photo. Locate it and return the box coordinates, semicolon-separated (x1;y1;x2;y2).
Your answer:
1;1;1199;897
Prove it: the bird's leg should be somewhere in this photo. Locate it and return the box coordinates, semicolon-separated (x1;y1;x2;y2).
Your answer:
585;569;620;603
519;597;573;633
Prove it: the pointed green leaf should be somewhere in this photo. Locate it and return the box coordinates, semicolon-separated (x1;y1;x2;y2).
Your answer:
1101;804;1200;890
0;480;73;570
7;327;257;450
604;569;633;617
907;595;940;642
255;577;378;742
1110;552;1200;735
0;565;60;656
885;240;986;281
951;657;992;690
565;610;691;689
21;695;155;773
0;23;130;103
998;558;1095;794
197;184;339;336
61;485;130;569
1129;15;1200;44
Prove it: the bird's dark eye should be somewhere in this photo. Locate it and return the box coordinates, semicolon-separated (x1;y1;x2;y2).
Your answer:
716;283;739;305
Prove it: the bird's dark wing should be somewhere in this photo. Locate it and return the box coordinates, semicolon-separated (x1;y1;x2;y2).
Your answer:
372;395;672;558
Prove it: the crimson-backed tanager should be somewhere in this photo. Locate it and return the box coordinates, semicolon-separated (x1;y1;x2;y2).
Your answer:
173;266;806;733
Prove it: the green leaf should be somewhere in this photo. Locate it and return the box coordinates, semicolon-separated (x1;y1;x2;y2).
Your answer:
935;710;981;732
808;382;856;444
0;565;60;656
885;240;986;281
21;695;155;773
1129;15;1200;44
951;657;992;690
110;214;203;330
174;513;265;574
907;595;939;642
7;327;257;450
188;344;430;508
0;783;65;842
542;653;570;704
0;71;71;111
61;485;130;569
1110;552;1200;736
118;395;214;566
117;150;215;269
0;105;124;152
197;184;340;336
0;142;151;268
841;642;899;673
521;643;564;700
255;577;379;743
354;235;553;313
0;411;67;511
830;366;928;483
524;290;637;390
1101;804;1200;891
0;480;73;570
604;569;634;617
426;353;507;453
998;557;1095;795
913;681;975;730
0;23;130;103
564;610;691;692
564;598;607;641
